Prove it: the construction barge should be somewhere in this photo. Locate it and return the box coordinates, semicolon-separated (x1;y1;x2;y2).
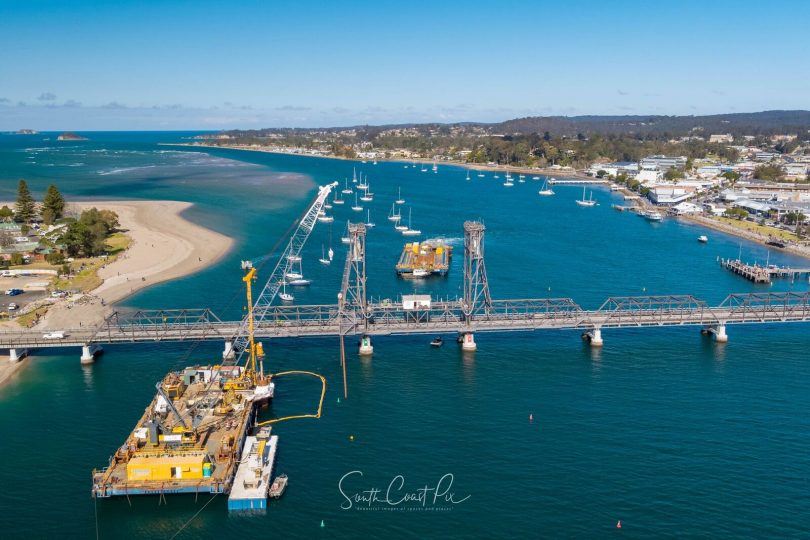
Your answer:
396;239;453;276
91;364;273;499
92;264;281;510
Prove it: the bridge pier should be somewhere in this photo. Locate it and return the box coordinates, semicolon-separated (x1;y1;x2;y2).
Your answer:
584;327;604;347
81;344;103;365
358;335;373;356
9;348;28;363
222;340;235;360
460;332;477;352
712;324;728;343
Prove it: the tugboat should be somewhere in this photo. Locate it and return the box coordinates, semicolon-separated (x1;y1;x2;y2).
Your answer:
269;474;288;499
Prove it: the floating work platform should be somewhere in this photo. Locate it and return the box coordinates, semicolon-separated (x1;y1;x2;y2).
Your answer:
396;239;452;276
92;365;274;499
228;428;279;511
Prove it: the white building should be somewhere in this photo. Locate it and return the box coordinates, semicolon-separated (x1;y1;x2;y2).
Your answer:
709;134;733;143
640;155;688;170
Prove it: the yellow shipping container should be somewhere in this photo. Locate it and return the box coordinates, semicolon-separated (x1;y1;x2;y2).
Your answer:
436;247;443;255
126;453;207;481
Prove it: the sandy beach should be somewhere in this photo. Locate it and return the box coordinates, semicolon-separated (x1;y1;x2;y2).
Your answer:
1;200;233;388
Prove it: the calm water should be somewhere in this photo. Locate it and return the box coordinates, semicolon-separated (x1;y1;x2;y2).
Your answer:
1;133;809;539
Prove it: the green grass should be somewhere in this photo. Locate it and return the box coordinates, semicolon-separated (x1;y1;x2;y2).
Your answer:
716;217;799;242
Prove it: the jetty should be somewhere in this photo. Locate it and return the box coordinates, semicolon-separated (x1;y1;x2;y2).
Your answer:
547;178;609;185
720;258;810;284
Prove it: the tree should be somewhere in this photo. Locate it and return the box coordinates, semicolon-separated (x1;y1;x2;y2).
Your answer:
596;169;608;178
14;179;36;223
664;167;685;181
41;184;65;225
10;253;25;266
724;207;748;220
0;205;12;219
753;164;784;181
60;208;120;257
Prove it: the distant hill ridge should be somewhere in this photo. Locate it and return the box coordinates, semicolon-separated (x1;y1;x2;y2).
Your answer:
219;110;810;138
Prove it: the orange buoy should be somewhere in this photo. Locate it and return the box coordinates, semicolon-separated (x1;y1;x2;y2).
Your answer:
616;520;621;529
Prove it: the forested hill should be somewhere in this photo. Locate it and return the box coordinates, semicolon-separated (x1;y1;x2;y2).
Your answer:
492;110;810;137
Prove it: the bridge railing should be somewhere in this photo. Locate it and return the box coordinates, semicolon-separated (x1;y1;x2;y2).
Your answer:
718;292;810;322
592;295;717;327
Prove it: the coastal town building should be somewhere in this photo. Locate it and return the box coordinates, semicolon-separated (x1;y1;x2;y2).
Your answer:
709;134;734;143
640;155;688;170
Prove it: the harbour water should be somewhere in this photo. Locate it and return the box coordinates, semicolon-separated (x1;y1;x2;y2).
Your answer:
1;133;809;538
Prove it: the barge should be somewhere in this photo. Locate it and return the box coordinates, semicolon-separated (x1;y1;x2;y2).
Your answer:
395;239;452;276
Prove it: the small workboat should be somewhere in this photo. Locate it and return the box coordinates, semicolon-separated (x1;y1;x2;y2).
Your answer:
645;211;664;222
697;235;708;243
412;268;429;278
269;474;288;499
430;336;443;347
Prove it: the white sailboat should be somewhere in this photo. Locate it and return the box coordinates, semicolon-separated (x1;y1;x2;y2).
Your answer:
341;222;352;244
388;203;401;222
319;244;331;265
432;162;438;173
420;164;428;172
323;202;333;210
477;172;485;178
357;173;369;190
360;184;373;202
401;208;421;236
279;282;294;302
466;170;471;181
365;209;376;228
333;190;344;205
352;167;358;183
351;193;363;212
328;247;334;261
317;214;334;223
504;172;514;187
575;186;596;207
395;187;405;205
538;179;555;196
342;178;353;194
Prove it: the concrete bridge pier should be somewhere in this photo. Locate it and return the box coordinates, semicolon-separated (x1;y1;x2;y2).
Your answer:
222;340;235;360
9;348;28;363
583;327;604;347
460;332;477;352
80;344;103;365
710;324;729;343
358;335;374;356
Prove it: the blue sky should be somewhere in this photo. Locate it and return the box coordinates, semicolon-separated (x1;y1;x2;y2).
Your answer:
1;0;808;130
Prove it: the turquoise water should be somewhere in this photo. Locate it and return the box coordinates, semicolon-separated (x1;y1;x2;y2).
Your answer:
1;133;809;539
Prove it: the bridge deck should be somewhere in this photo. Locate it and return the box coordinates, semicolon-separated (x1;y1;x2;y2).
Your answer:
2;292;808;350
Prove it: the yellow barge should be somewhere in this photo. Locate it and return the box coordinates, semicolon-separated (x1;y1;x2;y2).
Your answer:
92;263;275;500
395;239;452;276
92;365;273;498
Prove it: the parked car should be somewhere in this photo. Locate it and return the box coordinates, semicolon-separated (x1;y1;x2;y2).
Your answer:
8;303;18;310
43;331;66;339
51;291;66;298
5;288;23;296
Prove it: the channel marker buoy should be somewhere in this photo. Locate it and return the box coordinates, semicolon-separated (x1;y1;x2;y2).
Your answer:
529;414;533;422
616;520;621;529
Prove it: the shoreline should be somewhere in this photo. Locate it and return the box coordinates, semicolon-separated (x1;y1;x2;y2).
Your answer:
677;214;810;262
163;142;594;180
1;200;234;389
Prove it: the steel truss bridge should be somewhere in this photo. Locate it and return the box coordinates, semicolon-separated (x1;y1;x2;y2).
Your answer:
2;221;810;355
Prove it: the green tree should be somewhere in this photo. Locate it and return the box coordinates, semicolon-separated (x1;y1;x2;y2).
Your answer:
664;167;686;181
41;184;65;225
10;253;25;266
753;164;784;181
0;205;12;219
596;169;608;178
14;179;36;223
